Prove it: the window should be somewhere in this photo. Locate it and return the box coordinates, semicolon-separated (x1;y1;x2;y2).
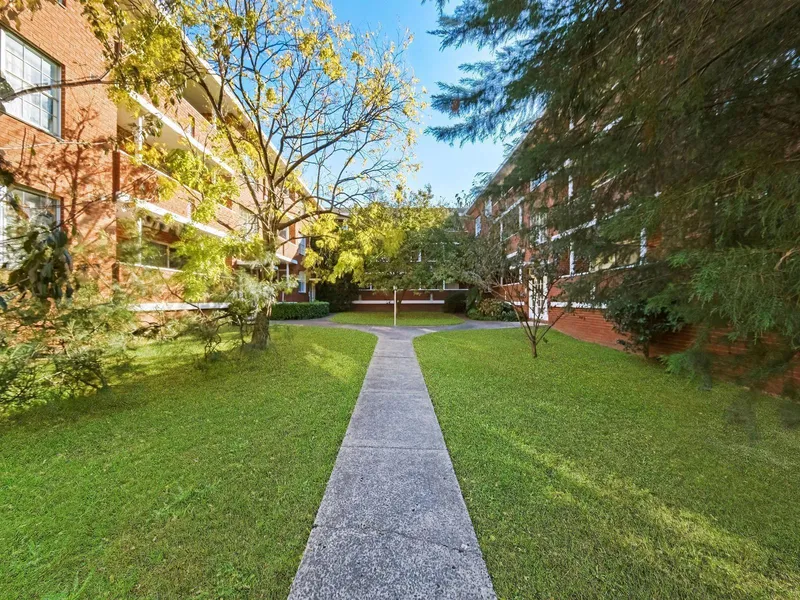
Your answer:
532;212;547;244
1;30;61;135
297;271;306;293
1;187;60;265
279;225;289;241
298;236;307;255
485;199;492;216
141;238;185;270
529;173;547;192
502;211;518;241
475;215;482;236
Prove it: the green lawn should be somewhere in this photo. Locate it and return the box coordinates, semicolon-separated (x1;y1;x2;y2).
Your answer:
0;326;376;599
330;311;464;326
414;328;800;599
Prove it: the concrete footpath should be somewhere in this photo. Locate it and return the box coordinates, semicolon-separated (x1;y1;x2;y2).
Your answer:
286;323;500;599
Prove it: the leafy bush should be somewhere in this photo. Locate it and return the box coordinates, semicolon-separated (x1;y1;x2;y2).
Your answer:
0;286;134;416
272;301;330;320
443;291;467;313
465;287;482;312
604;296;679;358
0;210;134;416
316;278;359;312
467;298;517;321
224;271;277;345
600;266;682;358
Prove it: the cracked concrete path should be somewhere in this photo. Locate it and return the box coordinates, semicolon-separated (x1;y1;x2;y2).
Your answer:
286;321;507;600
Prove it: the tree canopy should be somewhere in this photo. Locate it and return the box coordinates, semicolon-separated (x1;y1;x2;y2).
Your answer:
430;0;800;387
306;187;459;297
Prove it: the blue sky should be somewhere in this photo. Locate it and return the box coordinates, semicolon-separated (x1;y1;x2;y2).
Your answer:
331;0;508;205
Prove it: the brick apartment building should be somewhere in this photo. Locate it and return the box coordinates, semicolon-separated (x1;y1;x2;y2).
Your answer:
0;1;312;311
467;139;800;392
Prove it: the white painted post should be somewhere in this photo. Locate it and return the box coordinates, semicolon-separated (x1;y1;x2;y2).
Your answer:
393;287;397;327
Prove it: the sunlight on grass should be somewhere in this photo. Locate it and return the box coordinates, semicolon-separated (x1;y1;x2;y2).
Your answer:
330;311;463;326
0;326;376;599
415;328;800;599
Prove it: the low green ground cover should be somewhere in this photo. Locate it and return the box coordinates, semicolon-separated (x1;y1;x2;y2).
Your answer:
0;326;376;599
415;328;800;599
330;311;463;326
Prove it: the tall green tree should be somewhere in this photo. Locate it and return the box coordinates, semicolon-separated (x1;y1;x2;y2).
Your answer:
430;0;800;388
306;187;458;303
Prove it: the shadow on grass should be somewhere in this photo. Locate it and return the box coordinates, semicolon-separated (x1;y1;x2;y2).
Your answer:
0;325;377;599
0;325;372;434
487;424;799;597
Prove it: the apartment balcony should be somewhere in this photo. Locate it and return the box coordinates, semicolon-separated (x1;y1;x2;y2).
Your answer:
117;92;234;176
115;150;241;237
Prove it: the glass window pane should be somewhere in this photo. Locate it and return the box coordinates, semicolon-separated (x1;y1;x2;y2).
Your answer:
22;100;38;124
7;55;24;79
6;36;23;57
2;33;60;135
168;248;187;270
21;191;57;226
24;62;40;85
143;240;169;268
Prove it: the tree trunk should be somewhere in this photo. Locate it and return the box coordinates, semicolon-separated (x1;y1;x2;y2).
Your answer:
250;227;277;350
250;301;272;350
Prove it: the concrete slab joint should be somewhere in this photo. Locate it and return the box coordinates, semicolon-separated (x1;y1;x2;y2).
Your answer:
287;324;499;600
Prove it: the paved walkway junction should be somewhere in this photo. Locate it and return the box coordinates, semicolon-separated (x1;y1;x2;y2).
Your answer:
286;319;515;599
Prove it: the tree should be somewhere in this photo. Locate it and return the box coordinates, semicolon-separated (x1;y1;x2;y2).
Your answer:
429;0;800;388
11;0;422;349
306;187;457;304
158;0;421;348
454;211;569;357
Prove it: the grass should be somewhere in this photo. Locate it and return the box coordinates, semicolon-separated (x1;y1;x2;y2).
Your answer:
414;328;800;599
0;326;376;599
330;311;464;326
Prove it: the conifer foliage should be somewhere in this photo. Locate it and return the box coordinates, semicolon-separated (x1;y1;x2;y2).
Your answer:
430;0;800;388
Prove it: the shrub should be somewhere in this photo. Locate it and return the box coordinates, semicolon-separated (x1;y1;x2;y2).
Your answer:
467;298;517;321
0;213;135;415
443;291;467;313
271;301;330;320
465;287;482;312
316;278;359;312
0;286;134;416
604;297;677;358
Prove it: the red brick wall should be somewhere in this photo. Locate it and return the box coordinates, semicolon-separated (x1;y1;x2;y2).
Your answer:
549;306;800;394
352;289;466;312
549;307;629;349
1;4;118;284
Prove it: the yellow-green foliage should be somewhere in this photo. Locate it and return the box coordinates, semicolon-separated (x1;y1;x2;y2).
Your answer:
173;228;263;301
307;188;450;289
160;150;239;224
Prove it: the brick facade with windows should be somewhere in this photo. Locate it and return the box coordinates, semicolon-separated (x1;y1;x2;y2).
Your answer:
1;1;118;282
468;142;800;394
1;3;312;311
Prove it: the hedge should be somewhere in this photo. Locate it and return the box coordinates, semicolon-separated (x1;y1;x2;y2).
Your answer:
272;301;330;320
